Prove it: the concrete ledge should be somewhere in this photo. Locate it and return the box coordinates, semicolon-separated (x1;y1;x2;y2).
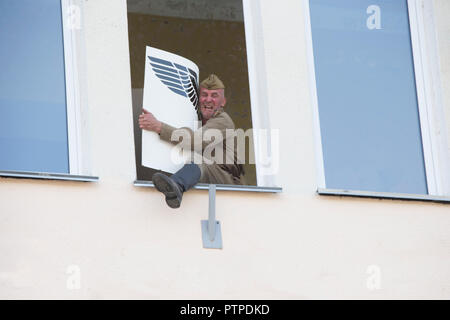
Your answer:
0;171;99;182
318;188;450;204
134;180;282;193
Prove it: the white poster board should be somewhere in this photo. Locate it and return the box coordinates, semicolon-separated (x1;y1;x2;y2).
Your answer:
141;46;199;173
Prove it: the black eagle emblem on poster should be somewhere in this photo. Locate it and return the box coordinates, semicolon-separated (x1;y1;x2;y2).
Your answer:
148;56;199;109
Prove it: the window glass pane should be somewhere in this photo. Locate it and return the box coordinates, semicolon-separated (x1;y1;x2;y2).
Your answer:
0;0;69;173
310;0;427;194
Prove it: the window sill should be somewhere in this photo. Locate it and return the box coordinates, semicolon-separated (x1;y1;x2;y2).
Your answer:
317;188;450;204
0;170;99;182
134;180;282;193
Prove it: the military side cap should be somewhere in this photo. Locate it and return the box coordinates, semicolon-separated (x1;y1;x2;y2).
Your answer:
200;74;225;90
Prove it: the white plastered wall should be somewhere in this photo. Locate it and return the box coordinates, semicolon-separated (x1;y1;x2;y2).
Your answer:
0;0;449;299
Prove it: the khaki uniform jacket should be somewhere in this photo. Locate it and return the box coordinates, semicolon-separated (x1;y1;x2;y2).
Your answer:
159;108;245;185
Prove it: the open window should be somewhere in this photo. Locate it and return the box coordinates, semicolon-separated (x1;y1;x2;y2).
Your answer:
127;0;280;191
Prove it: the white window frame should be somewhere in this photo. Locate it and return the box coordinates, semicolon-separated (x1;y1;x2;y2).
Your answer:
303;0;450;197
61;0;92;177
243;0;278;188
0;0;94;181
130;0;281;192
61;0;82;175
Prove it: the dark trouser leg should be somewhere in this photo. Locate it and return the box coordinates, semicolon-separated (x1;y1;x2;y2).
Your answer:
170;163;201;191
152;163;201;209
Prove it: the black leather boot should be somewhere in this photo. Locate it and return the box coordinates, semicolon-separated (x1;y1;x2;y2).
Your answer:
152;164;201;209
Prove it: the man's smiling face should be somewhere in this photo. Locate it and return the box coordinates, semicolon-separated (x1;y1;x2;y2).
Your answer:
199;87;226;121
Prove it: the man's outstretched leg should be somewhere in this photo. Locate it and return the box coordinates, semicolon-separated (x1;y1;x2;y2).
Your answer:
152;163;201;209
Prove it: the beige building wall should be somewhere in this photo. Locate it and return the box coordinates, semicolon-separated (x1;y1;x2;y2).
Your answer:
0;0;449;299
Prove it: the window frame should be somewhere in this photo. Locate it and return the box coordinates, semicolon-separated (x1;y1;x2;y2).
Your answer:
62;0;83;175
0;0;96;182
242;0;278;188
129;0;282;192
303;0;450;197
